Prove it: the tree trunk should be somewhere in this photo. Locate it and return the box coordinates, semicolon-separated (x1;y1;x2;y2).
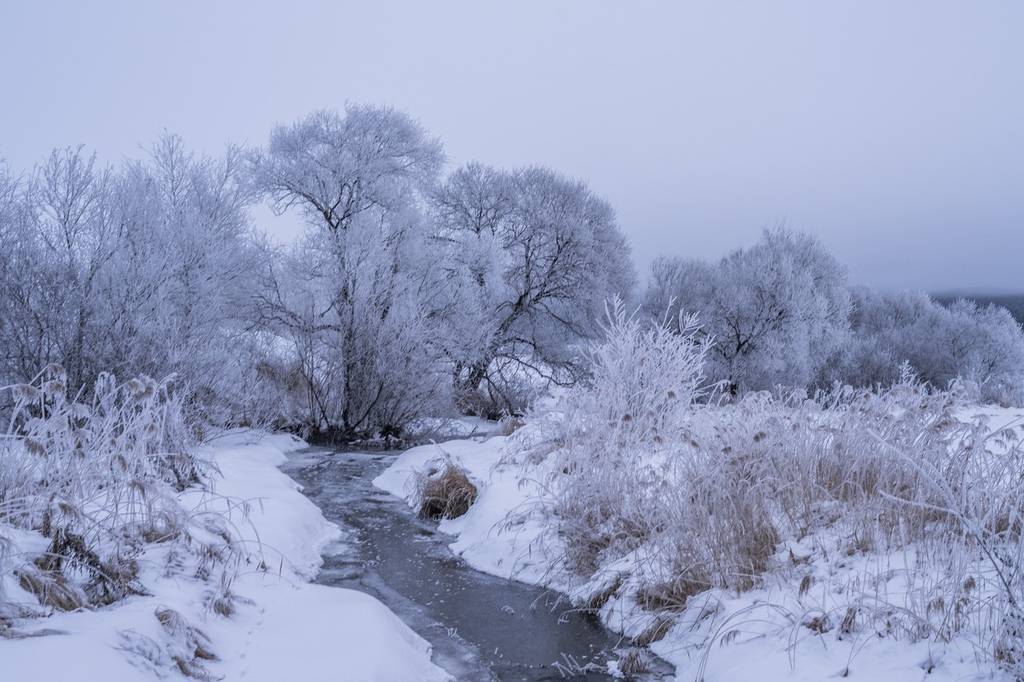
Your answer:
453;358;491;416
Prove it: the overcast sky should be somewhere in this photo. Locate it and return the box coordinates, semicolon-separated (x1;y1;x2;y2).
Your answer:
1;1;1020;292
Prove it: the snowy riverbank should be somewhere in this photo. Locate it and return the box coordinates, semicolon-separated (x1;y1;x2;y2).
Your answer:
1;431;449;682
375;407;1024;682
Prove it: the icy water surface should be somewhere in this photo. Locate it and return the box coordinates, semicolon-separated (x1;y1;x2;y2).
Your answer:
281;448;673;681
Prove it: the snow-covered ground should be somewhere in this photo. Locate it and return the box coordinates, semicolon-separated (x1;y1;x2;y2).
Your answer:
1;431;449;682
373;435;555;587
403;416;508;441
375;409;1024;681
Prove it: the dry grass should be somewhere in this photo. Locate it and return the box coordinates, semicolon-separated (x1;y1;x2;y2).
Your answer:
615;646;653;675
16;568;87;612
117;607;220;680
156;607;218;675
416;459;478;520
499;415;526;437
513;305;1024;675
1;365;247;662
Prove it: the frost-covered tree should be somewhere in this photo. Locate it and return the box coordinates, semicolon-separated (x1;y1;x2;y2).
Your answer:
251;106;448;437
103;136;267;420
0;140;265;421
645;228;850;393
836;288;1024;404
0;165;40;386
648;231;1024;404
431;163;636;415
21;148;119;390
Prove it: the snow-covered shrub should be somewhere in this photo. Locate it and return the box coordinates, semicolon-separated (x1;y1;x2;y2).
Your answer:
521;309;1024;668
255;225;450;440
739;380;1024;668
0;139;267;425
996;607;1024;678
543;300;730;579
0;366;242;616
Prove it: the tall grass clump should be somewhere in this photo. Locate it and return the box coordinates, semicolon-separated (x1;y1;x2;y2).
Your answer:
541;300;752;586
527;304;1024;670
0;365;234;618
698;380;1024;672
414;456;478;520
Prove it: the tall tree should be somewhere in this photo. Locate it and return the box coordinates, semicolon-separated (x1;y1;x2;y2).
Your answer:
0;139;264;419
251;106;447;436
432;163;636;415
646;228;850;393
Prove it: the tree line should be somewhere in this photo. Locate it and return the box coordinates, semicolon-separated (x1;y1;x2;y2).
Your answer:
2;104;1021;440
646;228;1024;404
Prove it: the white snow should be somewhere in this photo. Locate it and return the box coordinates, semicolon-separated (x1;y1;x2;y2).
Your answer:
1;430;450;682
402;416;506;441
373;436;563;587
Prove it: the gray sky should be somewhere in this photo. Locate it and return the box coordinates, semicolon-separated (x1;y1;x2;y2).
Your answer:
1;1;1021;292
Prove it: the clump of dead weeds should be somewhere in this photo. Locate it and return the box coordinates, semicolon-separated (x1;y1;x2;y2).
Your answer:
416;458;478;520
615;646;654;676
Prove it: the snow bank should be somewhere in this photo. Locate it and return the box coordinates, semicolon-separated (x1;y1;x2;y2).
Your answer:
375;412;1024;682
373;436;563;587
1;430;450;682
203;572;448;682
402;416;506;441
191;430;339;580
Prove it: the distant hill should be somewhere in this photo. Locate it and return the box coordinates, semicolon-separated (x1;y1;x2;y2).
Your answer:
933;292;1024;325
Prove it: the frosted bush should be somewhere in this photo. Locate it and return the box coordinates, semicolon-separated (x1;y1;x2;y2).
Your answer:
0;366;241;616
527;308;1024;668
724;381;1024;666
544;300;719;575
0;140;265;426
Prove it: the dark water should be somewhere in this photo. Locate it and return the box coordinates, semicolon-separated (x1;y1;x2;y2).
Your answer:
281;448;673;681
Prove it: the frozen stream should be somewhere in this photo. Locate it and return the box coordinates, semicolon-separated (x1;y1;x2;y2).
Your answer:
281;448;673;681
